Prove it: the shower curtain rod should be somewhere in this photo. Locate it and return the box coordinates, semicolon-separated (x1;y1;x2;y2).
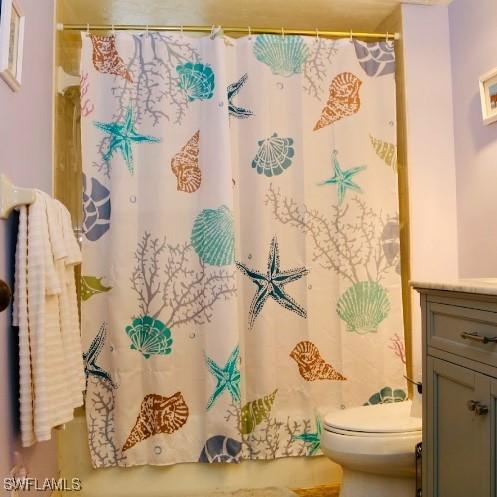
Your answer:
56;24;400;41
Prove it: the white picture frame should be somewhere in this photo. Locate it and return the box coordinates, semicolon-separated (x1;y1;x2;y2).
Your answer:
479;67;497;126
0;0;25;91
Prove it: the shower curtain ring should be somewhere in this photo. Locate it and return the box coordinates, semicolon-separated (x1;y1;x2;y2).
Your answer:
111;24;115;35
281;26;285;38
315;28;319;41
386;31;390;42
86;23;90;35
248;26;251;38
146;24;149;36
350;29;353;41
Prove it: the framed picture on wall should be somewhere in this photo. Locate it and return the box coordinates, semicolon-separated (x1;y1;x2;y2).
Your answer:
479;68;497;126
0;0;25;91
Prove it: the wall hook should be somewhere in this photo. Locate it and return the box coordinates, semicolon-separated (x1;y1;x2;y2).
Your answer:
0;174;36;219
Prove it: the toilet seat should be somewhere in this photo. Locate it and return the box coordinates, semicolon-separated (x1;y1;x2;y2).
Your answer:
323;401;422;437
320;400;422;483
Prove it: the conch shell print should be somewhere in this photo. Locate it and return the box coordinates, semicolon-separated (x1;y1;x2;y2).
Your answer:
313;72;362;131
89;35;133;83
240;390;278;435
369;134;397;170
290;341;346;381
122;392;189;451
171;131;201;193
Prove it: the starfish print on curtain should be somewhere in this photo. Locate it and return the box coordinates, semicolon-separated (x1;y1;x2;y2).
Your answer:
206;346;241;410
292;417;322;455
94;106;161;174
236;236;309;329
227;73;253;119
318;151;366;205
83;323;115;388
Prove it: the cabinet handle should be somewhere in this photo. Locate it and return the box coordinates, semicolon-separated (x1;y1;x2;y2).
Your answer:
460;331;497;344
467;400;489;416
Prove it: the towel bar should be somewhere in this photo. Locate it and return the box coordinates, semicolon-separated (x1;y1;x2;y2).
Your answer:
0;174;36;219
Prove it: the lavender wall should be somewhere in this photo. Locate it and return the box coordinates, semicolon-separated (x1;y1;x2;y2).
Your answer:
0;1;56;494
449;0;497;277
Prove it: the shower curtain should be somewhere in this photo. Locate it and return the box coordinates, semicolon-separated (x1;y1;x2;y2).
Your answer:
80;31;405;468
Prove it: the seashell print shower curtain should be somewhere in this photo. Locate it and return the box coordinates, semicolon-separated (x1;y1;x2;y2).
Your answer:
80;31;405;468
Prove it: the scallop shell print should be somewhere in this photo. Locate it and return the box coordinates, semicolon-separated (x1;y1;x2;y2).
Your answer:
290;341;346;381
171;130;201;193
252;133;295;177
364;386;407;406
336;281;390;334
125;315;173;359
198;435;242;463
370;134;397;170
381;217;401;274
240;389;278;435
191;205;235;266
253;35;309;77
122;392;189;451
176;62;215;102
83;174;111;241
89;34;133;82
313;72;362;131
354;40;395;78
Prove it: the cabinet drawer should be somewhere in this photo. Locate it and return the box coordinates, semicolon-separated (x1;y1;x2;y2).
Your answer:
427;302;497;367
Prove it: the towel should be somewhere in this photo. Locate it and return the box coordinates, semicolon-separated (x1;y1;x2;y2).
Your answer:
13;205;34;446
13;191;85;446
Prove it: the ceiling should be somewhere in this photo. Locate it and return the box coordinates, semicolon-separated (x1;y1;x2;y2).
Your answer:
59;0;453;32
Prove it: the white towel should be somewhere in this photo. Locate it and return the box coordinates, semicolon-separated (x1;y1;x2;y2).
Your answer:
13;205;35;447
46;198;85;408
13;191;85;446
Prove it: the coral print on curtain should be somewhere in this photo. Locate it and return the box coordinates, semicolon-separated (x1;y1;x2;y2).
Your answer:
80;31;405;468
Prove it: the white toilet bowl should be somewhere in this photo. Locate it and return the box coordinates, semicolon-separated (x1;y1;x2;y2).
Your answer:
321;400;421;497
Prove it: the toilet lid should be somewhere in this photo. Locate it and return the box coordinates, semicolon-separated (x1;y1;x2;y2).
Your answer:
323;401;422;434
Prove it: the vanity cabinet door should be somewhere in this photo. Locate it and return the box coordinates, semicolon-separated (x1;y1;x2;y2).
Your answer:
425;357;490;497
490;379;497;497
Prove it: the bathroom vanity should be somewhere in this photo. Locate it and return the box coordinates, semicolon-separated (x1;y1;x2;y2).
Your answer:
414;281;497;497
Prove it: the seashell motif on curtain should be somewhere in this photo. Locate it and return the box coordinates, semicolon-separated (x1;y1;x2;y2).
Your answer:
125;316;173;359
251;133;295;177
191;205;235;266
82;174;111;242
253;35;310;77
171;130;202;193
370;134;397;170
313;72;362;131
336;281;390;334
176;62;215;102
290;341;346;381
381;218;401;274
198;435;242;463
122;392;189;451
89;35;133;82
353;40;395;78
364;386;407;405
239;390;278;435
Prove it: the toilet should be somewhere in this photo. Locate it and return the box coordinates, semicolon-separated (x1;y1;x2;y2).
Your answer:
321;400;421;497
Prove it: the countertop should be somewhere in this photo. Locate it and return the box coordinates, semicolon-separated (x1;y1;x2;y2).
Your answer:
411;278;497;296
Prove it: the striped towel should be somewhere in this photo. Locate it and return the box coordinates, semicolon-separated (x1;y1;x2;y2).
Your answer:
13;192;85;446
